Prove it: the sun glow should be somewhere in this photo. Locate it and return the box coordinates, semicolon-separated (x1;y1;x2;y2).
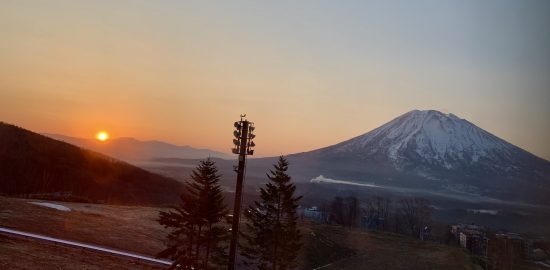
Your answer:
96;131;109;141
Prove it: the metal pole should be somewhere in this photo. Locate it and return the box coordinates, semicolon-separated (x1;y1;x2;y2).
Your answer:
228;120;249;270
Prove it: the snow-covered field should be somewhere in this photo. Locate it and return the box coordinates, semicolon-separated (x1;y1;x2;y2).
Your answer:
30;202;71;211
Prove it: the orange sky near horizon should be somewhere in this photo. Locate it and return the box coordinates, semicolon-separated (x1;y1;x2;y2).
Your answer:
1;1;549;159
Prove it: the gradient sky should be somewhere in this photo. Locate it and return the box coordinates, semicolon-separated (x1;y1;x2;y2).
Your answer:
1;0;549;159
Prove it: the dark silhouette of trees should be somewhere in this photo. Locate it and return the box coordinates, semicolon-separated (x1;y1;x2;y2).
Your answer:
395;197;432;237
324;195;432;238
240;156;302;270
157;159;229;270
329;197;345;226
363;196;392;230
328;196;361;227
345;196;360;228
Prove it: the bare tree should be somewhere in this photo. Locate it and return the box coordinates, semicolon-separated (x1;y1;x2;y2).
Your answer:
395;197;432;237
363;196;392;230
345;196;360;228
329;196;361;227
329;197;345;226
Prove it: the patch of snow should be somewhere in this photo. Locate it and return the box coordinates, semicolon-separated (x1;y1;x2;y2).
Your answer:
468;209;500;215
415;171;441;181
30;202;71;212
310;175;380;188
309;176;550;209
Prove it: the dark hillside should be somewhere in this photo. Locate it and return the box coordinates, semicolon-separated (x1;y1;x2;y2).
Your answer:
0;122;183;205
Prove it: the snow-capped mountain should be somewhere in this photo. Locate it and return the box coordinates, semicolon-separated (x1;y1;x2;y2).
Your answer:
330;110;533;171
279;110;550;205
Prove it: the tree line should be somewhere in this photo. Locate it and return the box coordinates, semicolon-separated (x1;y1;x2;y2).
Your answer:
157;157;301;270
319;195;433;239
156;156;435;269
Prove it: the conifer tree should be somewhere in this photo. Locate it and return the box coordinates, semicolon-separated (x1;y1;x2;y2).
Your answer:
240;156;302;270
157;158;229;270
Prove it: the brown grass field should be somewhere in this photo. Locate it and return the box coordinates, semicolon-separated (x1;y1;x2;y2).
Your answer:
298;225;477;270
0;233;164;270
0;196;477;269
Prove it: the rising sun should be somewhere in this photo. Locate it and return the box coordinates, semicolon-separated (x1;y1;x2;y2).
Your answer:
96;131;109;141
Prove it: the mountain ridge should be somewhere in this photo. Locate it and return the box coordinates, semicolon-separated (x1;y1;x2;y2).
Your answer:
44;133;233;162
0;122;184;205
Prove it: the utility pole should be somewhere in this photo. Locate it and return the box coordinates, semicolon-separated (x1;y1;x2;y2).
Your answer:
228;114;255;270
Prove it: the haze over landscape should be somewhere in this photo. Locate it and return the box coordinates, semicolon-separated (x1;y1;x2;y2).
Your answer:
1;0;549;159
1;1;550;269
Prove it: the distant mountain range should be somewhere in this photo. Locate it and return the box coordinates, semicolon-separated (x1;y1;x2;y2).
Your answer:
3;110;549;235
0;122;183;205
44;134;233;163
3;109;550;207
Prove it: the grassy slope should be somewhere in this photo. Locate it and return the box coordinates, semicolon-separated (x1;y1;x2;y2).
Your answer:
0;122;183;205
0;234;165;270
0;196;479;270
298;223;476;270
0;196;166;256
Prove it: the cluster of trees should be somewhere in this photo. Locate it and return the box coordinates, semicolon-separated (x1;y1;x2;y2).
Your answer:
323;195;433;238
158;157;301;270
327;196;360;228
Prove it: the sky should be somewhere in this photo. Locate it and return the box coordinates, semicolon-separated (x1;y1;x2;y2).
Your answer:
1;0;549;159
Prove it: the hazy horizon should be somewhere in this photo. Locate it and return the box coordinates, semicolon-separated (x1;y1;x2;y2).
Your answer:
1;0;549;159
32;108;550;161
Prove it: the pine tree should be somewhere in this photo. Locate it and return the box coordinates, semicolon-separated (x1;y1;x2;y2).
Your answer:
157;158;229;270
240;156;302;270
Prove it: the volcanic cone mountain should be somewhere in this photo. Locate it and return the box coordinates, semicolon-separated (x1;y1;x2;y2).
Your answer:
281;110;550;205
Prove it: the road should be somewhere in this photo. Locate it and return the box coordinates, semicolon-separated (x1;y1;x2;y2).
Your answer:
0;227;172;266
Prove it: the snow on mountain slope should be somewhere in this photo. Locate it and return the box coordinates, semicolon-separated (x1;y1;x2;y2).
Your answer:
330;110;529;170
288;109;550;204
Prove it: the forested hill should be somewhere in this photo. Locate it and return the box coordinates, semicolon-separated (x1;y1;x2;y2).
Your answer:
0;122;184;205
